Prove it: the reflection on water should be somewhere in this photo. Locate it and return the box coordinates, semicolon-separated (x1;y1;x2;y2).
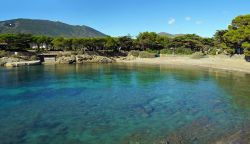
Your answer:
213;71;250;109
0;64;250;144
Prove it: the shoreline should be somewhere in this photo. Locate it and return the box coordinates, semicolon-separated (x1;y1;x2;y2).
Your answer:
116;55;250;74
1;54;250;74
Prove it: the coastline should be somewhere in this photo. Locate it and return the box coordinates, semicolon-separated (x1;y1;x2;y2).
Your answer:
1;53;250;74
116;55;250;74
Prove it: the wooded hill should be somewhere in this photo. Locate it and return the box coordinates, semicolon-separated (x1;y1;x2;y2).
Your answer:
0;19;106;38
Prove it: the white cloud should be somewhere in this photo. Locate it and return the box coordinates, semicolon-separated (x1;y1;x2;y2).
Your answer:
168;18;176;25
185;17;191;21
195;20;203;25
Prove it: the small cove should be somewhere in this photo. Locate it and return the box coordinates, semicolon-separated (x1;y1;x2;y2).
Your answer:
0;64;250;144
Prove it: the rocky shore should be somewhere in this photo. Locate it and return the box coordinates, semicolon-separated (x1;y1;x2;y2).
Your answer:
0;54;116;67
55;54;115;64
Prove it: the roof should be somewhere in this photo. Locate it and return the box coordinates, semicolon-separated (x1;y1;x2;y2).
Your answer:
38;54;57;56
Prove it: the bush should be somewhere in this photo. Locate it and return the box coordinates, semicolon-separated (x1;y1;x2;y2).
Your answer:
224;48;235;55
175;48;193;55
0;50;7;58
191;52;206;59
208;48;217;55
160;48;172;54
146;49;158;54
30;55;38;60
139;51;156;58
129;50;140;57
11;54;20;59
244;48;250;56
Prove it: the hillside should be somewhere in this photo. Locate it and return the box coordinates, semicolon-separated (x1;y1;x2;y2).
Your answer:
158;32;185;38
0;18;106;38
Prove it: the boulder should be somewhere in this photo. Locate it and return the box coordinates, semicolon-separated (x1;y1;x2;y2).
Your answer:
76;55;93;63
0;57;20;66
56;56;72;64
76;55;114;63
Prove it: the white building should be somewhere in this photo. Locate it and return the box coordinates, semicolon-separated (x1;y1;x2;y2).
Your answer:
30;43;48;49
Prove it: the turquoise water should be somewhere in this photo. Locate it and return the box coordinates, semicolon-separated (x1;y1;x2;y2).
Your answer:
0;64;250;144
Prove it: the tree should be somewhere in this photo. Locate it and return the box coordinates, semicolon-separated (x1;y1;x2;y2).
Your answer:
52;37;65;50
91;38;106;51
72;38;81;51
64;38;73;51
0;34;33;50
214;30;228;44
136;32;158;50
104;37;118;52
222;14;250;54
118;36;134;51
170;34;204;52
242;42;250;56
156;35;171;49
32;36;47;51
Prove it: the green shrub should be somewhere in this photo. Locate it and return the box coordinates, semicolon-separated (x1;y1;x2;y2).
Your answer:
208;48;217;55
30;55;38;60
175;48;193;55
244;49;250;56
191;52;206;59
11;54;20;59
146;49;158;54
224;48;234;55
0;50;7;58
242;42;250;56
160;48;172;54
129;50;140;57
139;51;156;58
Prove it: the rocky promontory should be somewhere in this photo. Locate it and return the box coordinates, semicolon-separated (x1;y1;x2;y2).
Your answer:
55;54;115;64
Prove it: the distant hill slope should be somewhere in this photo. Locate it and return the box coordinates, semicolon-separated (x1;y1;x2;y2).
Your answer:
0;18;107;38
158;32;185;38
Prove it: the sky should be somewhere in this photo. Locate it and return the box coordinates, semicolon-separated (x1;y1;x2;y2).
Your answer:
1;0;250;37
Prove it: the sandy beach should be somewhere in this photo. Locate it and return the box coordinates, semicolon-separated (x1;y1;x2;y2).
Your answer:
117;55;250;74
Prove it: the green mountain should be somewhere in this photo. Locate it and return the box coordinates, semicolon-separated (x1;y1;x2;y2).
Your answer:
0;18;106;38
158;32;185;38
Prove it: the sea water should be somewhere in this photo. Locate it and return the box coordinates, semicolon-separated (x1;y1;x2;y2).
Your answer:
0;64;250;144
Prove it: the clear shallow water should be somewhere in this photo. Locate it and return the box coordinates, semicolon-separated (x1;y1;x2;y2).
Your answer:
0;64;250;144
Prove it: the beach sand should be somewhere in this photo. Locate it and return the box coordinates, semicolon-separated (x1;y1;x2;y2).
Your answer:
117;55;250;74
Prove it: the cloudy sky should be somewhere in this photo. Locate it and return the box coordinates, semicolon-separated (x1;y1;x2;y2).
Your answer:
1;0;250;37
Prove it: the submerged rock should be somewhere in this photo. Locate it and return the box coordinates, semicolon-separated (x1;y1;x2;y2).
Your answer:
164;117;215;144
132;104;155;118
215;129;250;144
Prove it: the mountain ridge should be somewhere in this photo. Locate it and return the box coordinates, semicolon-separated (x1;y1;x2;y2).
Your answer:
0;18;107;38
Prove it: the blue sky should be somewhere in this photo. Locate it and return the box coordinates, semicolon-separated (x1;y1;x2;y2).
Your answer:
1;0;250;37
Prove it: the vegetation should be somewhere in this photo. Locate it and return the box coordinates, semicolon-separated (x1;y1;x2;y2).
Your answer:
0;18;106;38
0;14;250;60
138;51;157;58
215;15;250;55
0;50;9;58
190;52;207;59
